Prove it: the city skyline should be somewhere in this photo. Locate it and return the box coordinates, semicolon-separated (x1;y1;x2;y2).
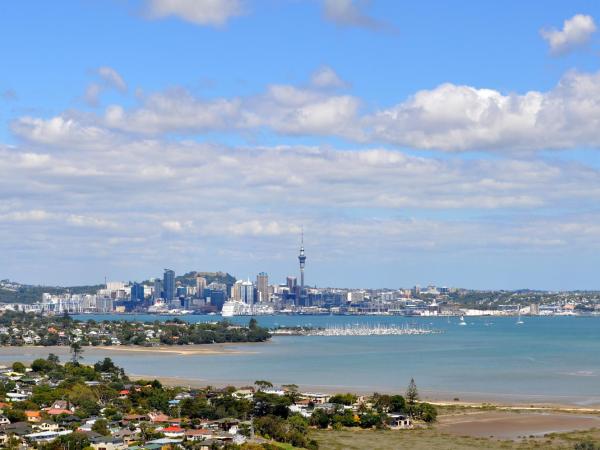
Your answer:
3;1;600;290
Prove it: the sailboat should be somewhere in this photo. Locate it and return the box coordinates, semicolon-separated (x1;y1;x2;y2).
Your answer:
516;309;524;325
459;315;467;326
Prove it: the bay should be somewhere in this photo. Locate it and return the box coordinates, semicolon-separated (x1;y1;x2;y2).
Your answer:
2;314;599;406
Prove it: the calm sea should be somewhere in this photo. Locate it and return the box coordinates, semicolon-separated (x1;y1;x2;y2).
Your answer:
3;314;600;405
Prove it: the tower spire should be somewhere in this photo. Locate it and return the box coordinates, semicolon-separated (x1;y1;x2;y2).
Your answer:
298;227;306;305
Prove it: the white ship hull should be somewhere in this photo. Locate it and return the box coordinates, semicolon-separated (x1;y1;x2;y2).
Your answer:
221;300;274;317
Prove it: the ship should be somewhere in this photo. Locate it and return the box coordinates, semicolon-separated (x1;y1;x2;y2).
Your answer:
221;300;274;317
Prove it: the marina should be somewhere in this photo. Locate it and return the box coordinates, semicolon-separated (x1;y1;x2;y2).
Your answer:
273;323;440;336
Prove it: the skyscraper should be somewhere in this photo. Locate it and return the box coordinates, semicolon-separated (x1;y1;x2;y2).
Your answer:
153;278;163;301
131;282;144;302
240;279;255;305
256;272;268;303
196;275;207;298
163;269;175;302
286;276;297;292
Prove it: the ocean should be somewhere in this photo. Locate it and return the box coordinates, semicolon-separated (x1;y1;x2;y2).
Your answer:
2;314;600;405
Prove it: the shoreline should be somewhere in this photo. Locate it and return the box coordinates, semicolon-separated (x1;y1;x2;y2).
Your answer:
1;345;600;411
130;374;600;413
0;342;259;356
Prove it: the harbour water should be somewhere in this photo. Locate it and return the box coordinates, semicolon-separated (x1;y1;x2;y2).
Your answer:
3;314;600;405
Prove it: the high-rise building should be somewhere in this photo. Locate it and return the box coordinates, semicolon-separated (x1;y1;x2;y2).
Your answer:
240;279;255;305
163;269;175;302
232;280;243;300
286;276;297;292
153;279;163;301
196;275;207;298
131;282;145;302
256;272;268;303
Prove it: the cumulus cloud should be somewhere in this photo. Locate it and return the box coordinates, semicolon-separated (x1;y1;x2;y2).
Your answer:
366;70;600;151
13;68;600;153
85;67;127;106
322;0;389;30
92;69;600;152
97;66;127;92
11;115;119;149
145;0;243;26
310;66;348;89
540;14;597;54
103;89;241;134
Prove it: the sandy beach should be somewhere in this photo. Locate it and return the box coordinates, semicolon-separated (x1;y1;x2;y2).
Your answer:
436;410;600;440
92;343;255;356
0;343;255;358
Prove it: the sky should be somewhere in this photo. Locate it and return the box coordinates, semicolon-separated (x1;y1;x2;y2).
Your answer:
2;0;600;290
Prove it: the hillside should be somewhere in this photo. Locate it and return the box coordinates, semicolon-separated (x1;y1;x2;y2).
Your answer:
176;271;236;290
0;282;103;304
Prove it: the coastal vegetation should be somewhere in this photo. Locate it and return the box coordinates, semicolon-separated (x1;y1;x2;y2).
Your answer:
0;311;270;347
0;356;438;449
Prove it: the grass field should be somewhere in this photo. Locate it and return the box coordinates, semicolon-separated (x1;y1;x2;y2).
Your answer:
310;427;600;449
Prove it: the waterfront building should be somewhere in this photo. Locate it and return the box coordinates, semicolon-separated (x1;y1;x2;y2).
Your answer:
257;272;268;302
131;282;144;302
286;276;297;292
240;279;255;305
196;275;207;298
163;269;175;302
232;280;243;301
96;296;114;313
153;279;163;301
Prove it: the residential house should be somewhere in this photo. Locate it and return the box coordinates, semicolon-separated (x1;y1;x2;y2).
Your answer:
25;411;42;423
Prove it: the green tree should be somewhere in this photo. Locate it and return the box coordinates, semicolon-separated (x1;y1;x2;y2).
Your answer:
390;395;406;413
70;341;83;364
329;393;357;405
11;361;26;373
91;418;110;435
406;378;419;404
31;358;54;373
415;402;437;422
254;380;273;391
310;409;331;429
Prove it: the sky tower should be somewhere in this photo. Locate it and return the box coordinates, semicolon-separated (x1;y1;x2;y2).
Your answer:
298;228;306;295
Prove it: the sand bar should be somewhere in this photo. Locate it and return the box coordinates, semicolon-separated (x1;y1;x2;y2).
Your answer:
436;410;600;440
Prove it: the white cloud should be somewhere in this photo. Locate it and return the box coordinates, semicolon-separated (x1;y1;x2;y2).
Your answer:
322;0;389;30
311;66;347;89
145;0;243;26
0;210;53;222
97;66;127;92
67;215;116;229
367;70;600;151
85;67;127;106
14;68;600;154
255;86;360;136
11;115;119;149
85;83;103;107
104;89;241;134
540;14;597;54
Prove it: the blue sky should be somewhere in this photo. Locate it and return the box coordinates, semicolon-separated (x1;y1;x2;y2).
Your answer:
2;0;600;289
